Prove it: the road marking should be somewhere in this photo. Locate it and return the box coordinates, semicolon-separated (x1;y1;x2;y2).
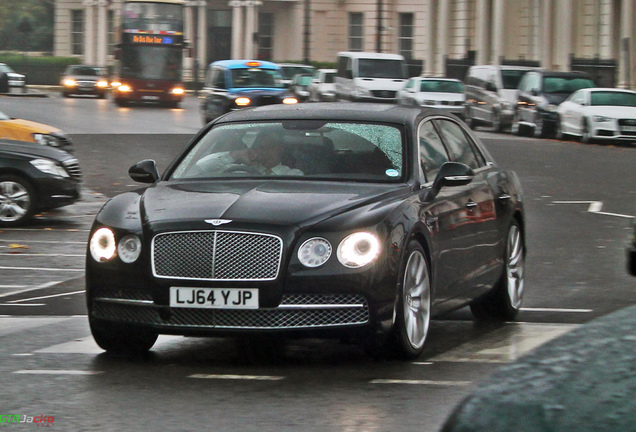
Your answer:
370;379;472;386
13;370;103;375
0;285;27;289
0;281;62;298
552;200;634;219
189;374;285;381
7;290;84;303
0;253;85;257
0;266;83;272
520;307;592;313
0;303;45;307
0;240;86;244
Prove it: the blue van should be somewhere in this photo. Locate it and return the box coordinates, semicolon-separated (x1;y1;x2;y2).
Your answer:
199;60;297;124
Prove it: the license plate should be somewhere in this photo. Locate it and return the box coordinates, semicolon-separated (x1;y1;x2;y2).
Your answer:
622;126;636;132
170;287;258;309
141;95;160;101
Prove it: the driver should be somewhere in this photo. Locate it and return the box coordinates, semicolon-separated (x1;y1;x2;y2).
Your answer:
197;131;304;176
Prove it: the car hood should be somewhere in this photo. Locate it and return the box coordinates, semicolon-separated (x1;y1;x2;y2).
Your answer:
230;88;287;96
0;119;60;139
585;105;636;118
66;75;102;81
139;180;406;228
0;139;73;162
6;72;24;79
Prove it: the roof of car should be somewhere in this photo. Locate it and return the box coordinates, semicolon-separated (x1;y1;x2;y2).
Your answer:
212;102;431;126
337;51;405;60
210;60;281;70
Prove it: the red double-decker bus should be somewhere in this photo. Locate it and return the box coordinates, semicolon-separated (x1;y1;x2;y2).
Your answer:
112;0;186;108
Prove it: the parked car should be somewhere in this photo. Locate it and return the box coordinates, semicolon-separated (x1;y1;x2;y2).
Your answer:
278;63;316;87
514;70;596;137
0;140;81;227
0;63;26;92
308;68;337;102
199;60;298;124
397;77;465;117
464;65;540;131
335;51;408;103
556;88;636;143
60;65;109;98
86;103;525;359
287;73;314;102
0;110;73;153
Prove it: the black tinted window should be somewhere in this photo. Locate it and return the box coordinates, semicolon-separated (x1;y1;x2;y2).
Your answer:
418;121;450;182
434;120;484;169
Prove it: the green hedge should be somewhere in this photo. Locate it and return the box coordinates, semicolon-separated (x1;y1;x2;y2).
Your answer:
0;54;82;85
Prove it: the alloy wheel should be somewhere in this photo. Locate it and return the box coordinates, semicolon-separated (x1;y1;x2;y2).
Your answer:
402;249;431;350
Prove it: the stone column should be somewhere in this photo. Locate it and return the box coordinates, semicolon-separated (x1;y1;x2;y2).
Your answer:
556;0;572;71
423;1;435;76
619;0;633;88
475;0;489;65
83;0;95;64
96;0;108;66
492;0;504;64
230;2;244;59
198;3;207;75
540;0;553;69
244;2;258;59
435;0;449;76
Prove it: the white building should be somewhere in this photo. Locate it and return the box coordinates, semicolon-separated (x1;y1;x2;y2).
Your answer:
54;0;636;88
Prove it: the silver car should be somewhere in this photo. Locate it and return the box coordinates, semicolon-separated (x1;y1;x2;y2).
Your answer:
397;77;465;117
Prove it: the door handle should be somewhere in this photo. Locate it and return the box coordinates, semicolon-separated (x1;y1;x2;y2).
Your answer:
466;200;478;209
498;194;511;200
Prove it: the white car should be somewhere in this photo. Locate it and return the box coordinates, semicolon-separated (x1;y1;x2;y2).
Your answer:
557;88;636;143
397;77;465;117
308;68;337;101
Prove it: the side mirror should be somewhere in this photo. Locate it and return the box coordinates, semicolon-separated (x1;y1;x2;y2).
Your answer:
425;162;475;201
129;159;159;184
486;82;497;92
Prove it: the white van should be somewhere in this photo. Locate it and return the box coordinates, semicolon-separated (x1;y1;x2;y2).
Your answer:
335;52;408;103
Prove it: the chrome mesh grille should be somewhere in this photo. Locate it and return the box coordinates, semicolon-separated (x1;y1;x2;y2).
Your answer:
62;158;82;179
92;294;369;329
153;230;282;281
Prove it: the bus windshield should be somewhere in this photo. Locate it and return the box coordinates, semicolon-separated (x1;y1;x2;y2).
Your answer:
122;2;184;33
120;45;182;80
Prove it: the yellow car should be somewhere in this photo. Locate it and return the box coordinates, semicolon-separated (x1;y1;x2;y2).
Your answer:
0;110;73;152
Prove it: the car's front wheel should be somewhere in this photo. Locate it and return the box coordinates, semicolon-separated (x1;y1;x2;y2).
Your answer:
470;220;525;321
0;174;35;227
90;320;158;354
387;241;432;360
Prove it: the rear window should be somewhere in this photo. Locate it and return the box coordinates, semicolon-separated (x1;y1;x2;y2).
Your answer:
230;68;284;89
358;59;407;79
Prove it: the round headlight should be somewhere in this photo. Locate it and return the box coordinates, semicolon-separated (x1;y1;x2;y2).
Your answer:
298;237;332;268
337;232;381;268
118;234;142;263
90;228;116;262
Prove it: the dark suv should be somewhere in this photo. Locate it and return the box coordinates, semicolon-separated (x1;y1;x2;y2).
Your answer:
514;70;596;137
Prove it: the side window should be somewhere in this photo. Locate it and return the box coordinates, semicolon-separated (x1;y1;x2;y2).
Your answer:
418;121;450;183
434;120;485;170
518;75;529;92
204;68;215;87
405;78;414;90
213;69;226;88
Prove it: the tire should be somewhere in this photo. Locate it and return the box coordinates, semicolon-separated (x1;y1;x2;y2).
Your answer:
385;241;432;360
533;114;545;138
555;116;566;140
581;118;593;144
0;174;36;227
90;319;158;354
470;221;525;322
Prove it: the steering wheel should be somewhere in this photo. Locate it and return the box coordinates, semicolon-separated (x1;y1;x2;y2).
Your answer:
222;164;263;175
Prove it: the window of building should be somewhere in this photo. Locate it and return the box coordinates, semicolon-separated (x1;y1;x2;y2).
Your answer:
108;10;115;56
348;13;363;51
71;10;84;55
398;13;414;60
257;13;273;61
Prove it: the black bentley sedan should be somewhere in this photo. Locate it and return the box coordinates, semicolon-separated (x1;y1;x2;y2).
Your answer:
0;140;81;227
86;103;525;359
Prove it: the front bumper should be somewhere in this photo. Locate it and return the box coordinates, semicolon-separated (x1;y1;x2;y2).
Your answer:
35;177;81;210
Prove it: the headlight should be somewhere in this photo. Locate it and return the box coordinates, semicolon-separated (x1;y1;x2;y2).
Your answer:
90;228;116;262
96;80;109;88
337;232;381;268
235;97;251;106
593;115;612;122
33;133;60;147
282;97;298;104
298;238;332;268
29;159;69;177
171;87;185;95
63;79;77;87
118;85;132;92
118;234;142;263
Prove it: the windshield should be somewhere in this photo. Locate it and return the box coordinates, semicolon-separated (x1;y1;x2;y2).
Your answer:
542;76;595;93
358;59;407;79
590;91;636;107
120;45;182;80
122;2;183;33
501;70;529;90
419;80;464;93
324;72;335;83
0;64;14;74
171;121;404;182
67;66;102;76
230;68;284;89
282;66;315;79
